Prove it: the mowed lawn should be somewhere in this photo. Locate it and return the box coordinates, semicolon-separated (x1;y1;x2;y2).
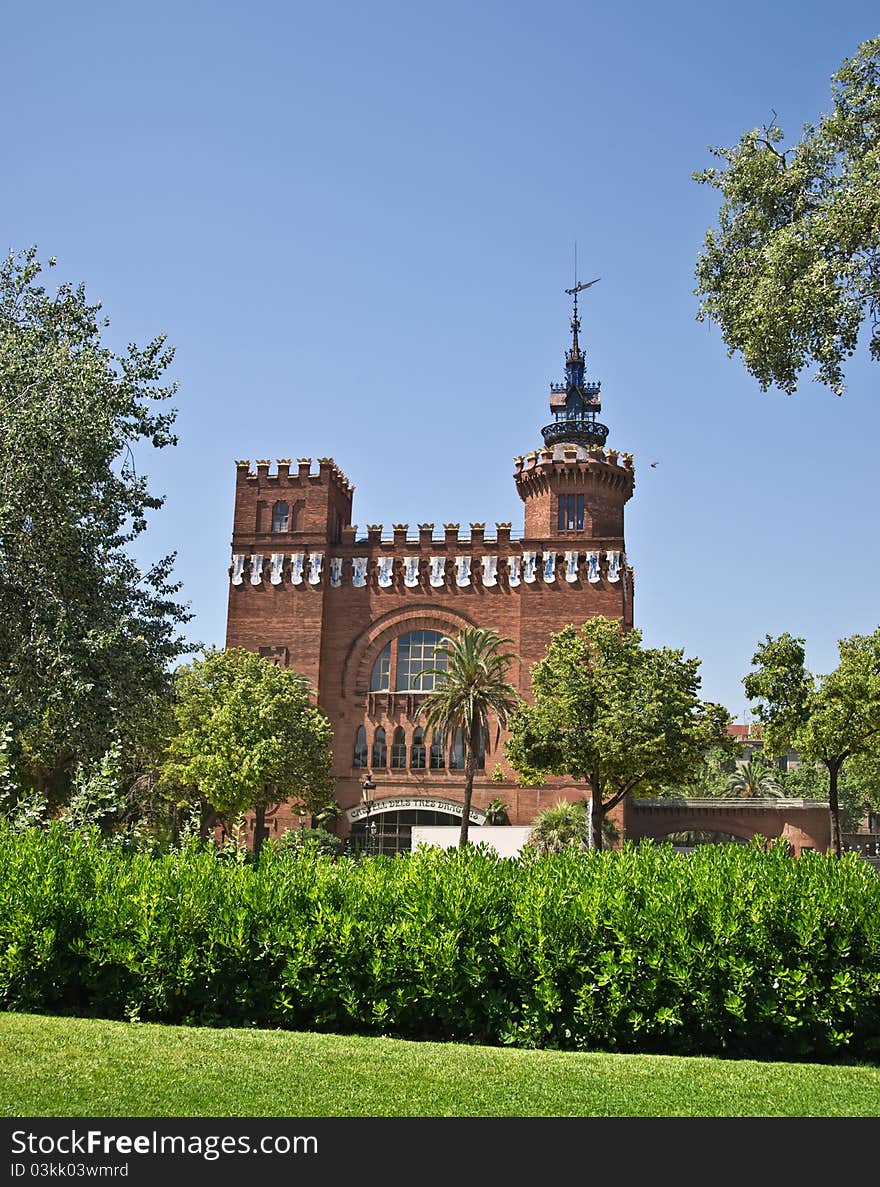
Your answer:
1;1012;878;1117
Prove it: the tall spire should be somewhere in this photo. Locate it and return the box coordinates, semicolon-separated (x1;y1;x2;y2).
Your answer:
566;287;584;370
541;278;609;450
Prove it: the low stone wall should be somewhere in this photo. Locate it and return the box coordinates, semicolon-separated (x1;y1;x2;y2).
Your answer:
410;825;532;858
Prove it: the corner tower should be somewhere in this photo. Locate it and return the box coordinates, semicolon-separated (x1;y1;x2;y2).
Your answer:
514;280;635;627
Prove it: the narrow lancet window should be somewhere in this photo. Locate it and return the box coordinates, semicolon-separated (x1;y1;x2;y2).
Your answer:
390;727;407;769
353;726;368;768
372;726;387;768
272;501;290;532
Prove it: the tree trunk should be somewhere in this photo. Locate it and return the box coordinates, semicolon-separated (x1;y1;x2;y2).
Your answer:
253;803;266;859
198;802;218;843
828;761;843;858
459;724;480;848
590;796;604;852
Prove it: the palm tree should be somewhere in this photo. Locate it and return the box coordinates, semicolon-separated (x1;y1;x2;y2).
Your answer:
312;799;344;834
526;798;620;852
526;799;588;854
419;627;521;848
723;759;785;799
484;797;511;825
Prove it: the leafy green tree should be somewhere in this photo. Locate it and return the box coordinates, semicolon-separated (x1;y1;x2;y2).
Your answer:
160;648;334;854
744;630;880;856
1;694;179;845
777;760;829;800
837;751;880;829
419;627;521;848
0;723;16;810
661;743;740;799
722;757;785;799
0;247;191;800
778;759;875;833
506;618;731;850
694;37;880;395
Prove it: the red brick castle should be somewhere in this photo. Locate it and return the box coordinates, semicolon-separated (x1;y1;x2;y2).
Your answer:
225;287;635;851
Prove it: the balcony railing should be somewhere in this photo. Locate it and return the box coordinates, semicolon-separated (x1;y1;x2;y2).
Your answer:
541;417;609;448
550;382;601;396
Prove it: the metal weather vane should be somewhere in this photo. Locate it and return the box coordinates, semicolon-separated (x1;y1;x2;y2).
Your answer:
564;277;601;297
563;273;600;358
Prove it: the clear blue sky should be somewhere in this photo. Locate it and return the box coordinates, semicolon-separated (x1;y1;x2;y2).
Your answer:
3;1;878;719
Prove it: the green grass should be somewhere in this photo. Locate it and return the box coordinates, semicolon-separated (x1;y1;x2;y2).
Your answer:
2;1012;879;1117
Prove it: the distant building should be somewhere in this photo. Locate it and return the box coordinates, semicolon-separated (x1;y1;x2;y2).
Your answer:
726;723;801;772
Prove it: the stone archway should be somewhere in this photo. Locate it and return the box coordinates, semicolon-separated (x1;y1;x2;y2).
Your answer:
340;604;479;700
622;798;831;856
344;794;487;855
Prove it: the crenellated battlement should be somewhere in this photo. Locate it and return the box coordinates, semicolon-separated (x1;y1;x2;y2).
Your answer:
343;522;521;546
232;456;355;542
235;456;355;493
514;443;634;483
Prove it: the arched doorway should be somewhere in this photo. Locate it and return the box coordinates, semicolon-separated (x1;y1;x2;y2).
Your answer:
349;807;461;856
346;795;487;856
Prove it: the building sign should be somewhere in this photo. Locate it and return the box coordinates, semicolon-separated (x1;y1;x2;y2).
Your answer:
347;796;486;824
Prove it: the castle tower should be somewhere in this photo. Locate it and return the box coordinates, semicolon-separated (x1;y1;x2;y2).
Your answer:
225;456;354;689
514;280;634;628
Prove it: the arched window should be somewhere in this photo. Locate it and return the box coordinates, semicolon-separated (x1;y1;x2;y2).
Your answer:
272;501;290;532
370;643;391;692
449;727;465;770
372;726;387;768
395;630;446;691
390;727;407;769
429;730;445;770
369;631;448;694
411;727;426;769
353;726;367;768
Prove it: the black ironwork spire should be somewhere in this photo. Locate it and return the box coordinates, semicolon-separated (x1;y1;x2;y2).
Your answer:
565;285;585;382
542;279;609;450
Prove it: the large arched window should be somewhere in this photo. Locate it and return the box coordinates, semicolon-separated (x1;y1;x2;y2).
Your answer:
353;726;367;768
369;630;447;694
271;501;289;532
411;727;426;770
397;630;446;690
372;726;387;768
370;643;391;692
390;727;407;769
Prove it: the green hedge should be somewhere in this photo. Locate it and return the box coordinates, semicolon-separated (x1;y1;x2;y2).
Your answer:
2;824;880;1061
